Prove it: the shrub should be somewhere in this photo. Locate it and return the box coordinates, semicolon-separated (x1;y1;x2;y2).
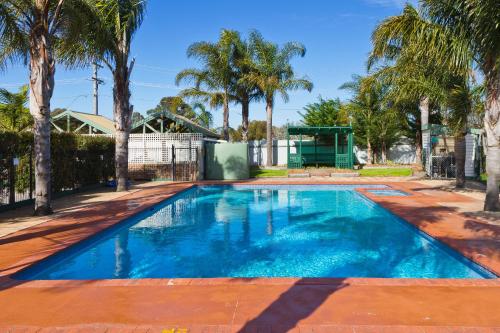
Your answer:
0;131;115;194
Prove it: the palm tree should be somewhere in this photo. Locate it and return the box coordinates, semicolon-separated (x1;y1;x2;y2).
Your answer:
0;85;32;131
82;0;147;191
176;29;240;141
369;4;466;167
232;36;262;142
370;1;500;210
421;0;500;210
340;75;383;165
191;103;213;128
0;0;88;215
243;31;313;166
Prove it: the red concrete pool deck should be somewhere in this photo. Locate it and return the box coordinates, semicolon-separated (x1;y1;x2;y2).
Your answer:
0;180;499;332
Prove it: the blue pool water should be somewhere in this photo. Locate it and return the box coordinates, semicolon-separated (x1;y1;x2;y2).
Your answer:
17;185;494;279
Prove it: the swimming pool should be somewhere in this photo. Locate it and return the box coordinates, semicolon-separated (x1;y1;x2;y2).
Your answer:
16;185;494;279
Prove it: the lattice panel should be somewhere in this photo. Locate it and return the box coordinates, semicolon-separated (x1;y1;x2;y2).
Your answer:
335;154;350;169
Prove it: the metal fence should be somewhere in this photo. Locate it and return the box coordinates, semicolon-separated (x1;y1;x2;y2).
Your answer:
0;147;34;207
128;145;199;181
430;155;457;179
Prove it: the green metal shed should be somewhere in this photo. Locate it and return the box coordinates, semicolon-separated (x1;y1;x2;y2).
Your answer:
287;126;354;169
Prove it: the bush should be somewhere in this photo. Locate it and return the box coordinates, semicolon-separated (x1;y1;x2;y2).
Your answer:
0;131;115;194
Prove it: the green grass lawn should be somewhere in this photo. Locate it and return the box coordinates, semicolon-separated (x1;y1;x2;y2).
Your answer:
250;167;288;178
358;168;413;177
250;167;412;178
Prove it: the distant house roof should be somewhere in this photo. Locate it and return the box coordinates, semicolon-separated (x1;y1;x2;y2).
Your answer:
131;110;219;138
51;110;115;134
50;109;219;138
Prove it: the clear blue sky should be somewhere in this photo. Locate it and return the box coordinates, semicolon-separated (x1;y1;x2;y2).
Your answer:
0;0;414;128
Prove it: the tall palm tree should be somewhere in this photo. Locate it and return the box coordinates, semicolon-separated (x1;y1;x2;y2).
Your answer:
81;0;146;191
232;35;262;142
369;4;468;167
421;0;500;210
445;79;484;188
243;31;313;166
370;1;499;210
0;85;32;131
0;0;88;215
176;29;240;141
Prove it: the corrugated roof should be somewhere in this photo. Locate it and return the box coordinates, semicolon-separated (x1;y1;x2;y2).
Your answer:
52;110;115;134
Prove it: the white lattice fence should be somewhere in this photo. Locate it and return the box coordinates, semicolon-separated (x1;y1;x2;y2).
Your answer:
128;133;202;164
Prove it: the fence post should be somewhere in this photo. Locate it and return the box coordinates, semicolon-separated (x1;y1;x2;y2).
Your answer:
29;146;33;200
171;144;176;181
8;156;15;205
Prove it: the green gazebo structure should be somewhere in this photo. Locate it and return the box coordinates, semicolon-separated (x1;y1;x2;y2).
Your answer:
287;126;354;169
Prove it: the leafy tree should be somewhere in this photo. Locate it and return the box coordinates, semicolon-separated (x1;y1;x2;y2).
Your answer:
51;108;68;117
147;96;196;119
131;111;144;125
230;120;269;141
176;29;240;140
242;31;313;166
0;0;89;215
340;75;382;164
299;97;349;127
145;97;213;128
82;0;147;191
0;85;32;131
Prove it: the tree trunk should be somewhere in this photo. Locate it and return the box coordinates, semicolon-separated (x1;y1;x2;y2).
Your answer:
114;231;130;278
222;94;229;141
113;65;132;192
418;97;429;168
366;138;373;165
483;74;500;211
454;134;466;188
266;97;273;167
241;97;250;142
381;142;387;164
29;7;55;216
415;128;423;166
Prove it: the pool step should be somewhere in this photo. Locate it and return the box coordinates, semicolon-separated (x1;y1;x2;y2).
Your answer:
288;173;310;178
330;172;360;177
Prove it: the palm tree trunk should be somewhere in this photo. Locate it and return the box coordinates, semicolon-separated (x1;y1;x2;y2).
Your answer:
366;138;373;165
415;128;423;165
241;97;250;142
266;97;273;167
454;134;466;188
418;97;429;168
483;75;500;211
29;10;55;216
222;94;230;141
113;66;132;192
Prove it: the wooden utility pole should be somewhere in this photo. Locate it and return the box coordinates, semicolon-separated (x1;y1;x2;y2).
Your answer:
92;63;104;115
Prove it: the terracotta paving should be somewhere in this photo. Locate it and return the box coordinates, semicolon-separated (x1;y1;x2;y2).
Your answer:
0;179;499;332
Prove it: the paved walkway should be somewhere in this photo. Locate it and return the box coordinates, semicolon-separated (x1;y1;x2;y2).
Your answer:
0;181;170;238
0;179;499;332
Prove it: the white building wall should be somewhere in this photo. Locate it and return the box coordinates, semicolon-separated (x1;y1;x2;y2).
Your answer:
465;134;477;177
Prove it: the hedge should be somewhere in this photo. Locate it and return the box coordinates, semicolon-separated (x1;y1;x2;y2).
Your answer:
0;132;115;194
